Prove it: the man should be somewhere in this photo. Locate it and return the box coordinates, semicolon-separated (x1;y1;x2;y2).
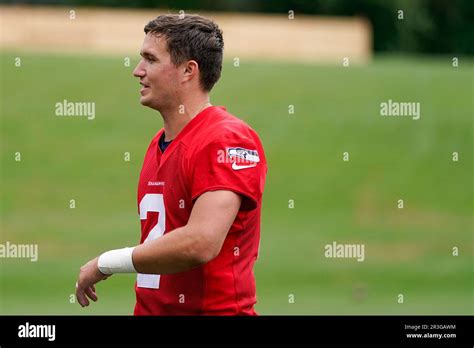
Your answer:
76;14;267;315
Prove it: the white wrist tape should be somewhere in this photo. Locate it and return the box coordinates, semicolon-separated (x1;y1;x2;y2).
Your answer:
98;247;137;275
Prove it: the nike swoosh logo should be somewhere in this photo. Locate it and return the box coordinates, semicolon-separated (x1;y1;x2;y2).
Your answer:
232;162;257;171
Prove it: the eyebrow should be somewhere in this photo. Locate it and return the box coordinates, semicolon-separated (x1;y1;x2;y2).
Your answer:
140;51;158;60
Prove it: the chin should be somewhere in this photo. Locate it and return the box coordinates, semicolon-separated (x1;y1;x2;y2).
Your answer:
140;96;151;106
140;98;162;112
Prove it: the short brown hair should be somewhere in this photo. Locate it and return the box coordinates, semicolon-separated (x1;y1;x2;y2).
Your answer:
144;14;224;92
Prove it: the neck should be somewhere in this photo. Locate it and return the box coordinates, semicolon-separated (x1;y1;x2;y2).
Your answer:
160;95;211;141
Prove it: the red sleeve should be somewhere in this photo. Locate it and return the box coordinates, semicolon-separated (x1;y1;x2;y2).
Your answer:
190;134;266;211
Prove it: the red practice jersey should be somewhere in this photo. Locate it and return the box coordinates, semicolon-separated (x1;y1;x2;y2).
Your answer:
134;106;267;315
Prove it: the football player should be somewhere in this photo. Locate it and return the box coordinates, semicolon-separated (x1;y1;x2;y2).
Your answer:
76;14;267;315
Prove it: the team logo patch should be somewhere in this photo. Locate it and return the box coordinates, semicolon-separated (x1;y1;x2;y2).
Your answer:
226;147;260;170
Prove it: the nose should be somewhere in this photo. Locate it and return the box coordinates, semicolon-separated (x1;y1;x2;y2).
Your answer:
133;61;146;78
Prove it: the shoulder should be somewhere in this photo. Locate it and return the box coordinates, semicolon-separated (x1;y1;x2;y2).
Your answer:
192;107;262;151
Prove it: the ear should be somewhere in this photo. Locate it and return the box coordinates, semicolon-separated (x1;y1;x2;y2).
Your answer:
182;60;199;83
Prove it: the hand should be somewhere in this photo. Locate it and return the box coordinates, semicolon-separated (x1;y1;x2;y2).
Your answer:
75;256;110;307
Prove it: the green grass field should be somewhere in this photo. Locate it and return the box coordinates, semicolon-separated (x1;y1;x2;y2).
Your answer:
1;51;473;315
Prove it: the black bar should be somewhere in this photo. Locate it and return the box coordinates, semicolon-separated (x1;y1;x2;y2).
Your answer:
0;315;472;346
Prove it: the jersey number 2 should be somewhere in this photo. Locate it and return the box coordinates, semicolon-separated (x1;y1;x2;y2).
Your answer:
137;193;165;289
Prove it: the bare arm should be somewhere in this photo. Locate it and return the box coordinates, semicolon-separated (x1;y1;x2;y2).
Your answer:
132;190;241;274
76;190;241;307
